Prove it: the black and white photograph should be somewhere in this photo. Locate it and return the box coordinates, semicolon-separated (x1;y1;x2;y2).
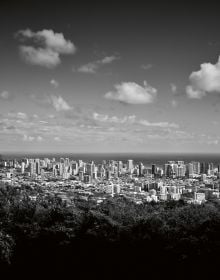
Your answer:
1;0;220;278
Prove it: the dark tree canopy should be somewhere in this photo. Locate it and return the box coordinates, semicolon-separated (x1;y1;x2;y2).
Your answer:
0;184;219;278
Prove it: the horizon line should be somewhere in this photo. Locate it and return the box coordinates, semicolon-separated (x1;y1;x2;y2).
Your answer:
1;151;220;155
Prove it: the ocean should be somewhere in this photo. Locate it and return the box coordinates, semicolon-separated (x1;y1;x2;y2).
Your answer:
1;153;220;167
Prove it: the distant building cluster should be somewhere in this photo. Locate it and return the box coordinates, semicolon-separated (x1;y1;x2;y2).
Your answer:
0;157;220;205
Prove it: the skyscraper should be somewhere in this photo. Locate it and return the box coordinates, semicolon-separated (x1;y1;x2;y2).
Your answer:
152;164;156;176
127;159;133;173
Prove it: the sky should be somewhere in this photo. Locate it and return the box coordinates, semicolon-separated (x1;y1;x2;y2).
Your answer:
1;0;220;154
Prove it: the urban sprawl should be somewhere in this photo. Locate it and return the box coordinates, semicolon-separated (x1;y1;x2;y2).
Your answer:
1;157;220;205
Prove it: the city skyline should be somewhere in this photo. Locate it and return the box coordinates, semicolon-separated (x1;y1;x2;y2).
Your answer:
1;1;220;153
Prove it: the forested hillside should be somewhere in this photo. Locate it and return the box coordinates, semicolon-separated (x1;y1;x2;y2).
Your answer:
0;184;220;277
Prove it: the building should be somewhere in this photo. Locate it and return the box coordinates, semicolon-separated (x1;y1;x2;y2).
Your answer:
127;159;134;174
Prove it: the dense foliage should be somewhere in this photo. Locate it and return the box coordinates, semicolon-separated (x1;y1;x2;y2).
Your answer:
0;183;220;277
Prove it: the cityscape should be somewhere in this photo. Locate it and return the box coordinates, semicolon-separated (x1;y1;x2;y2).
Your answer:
1;156;220;205
1;0;220;277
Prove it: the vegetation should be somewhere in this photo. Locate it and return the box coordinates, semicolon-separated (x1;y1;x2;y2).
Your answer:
0;183;220;277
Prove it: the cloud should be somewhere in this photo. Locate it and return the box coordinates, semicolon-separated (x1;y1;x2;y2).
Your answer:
36;136;43;142
50;95;72;111
0;91;10;100
54;136;61;141
78;63;97;73
93;112;136;124
77;55;119;74
138;119;179;128
100;56;118;64
170;83;177;94
19;46;60;68
93;112;178;128
171;99;178;107
17;112;27;119
186;56;220;98
141;64;153;70
186;85;206;99
22;135;43;142
104;81;157;104
50;79;59;88
8;112;27;119
23;134;35;142
16;29;76;68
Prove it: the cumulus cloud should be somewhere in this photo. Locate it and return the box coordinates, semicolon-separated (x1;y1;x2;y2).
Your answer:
54;136;61;141
104;81;157;104
93;112;178;128
141;64;153;70
186;56;220;98
23;134;34;142
170;83;177;94
19;46;60;68
186;85;206;99
17;112;27;119
29;93;73;112
0;91;10;100
50;79;59;88
100;56;118;64
77;63;97;74
23;135;42;142
93;112;136;124
171;99;178;107
50;95;72;111
16;29;76;68
8;112;27;119
77;55;119;74
36;135;43;142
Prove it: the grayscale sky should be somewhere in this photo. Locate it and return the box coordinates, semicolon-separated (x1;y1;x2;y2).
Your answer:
1;0;220;153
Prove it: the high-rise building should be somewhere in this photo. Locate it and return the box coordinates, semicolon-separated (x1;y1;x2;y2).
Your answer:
152;164;156;176
30;161;35;175
35;159;40;175
127;159;133;173
164;164;173;177
188;163;193;177
139;163;144;177
200;162;206;174
21;162;25;174
192;161;200;174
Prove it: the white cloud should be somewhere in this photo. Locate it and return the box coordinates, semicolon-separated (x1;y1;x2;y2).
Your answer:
50;79;59;88
104;81;157;104
93;112;136;124
33;29;75;54
93;112;178;128
100;56;118;64
138;119;179;128
171;99;178;107
36;136;43;142
141;64;152;70
0;91;10;99
17;29;76;68
186;85;206;99
8;112;27;119
54;136;61;141
17;112;27;119
77;55;119;74
19;46;60;68
186;56;220;98
50;95;72;111
170;83;177;94
78;63;97;73
23;134;34;142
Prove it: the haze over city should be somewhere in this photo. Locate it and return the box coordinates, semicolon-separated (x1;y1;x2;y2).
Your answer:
1;0;220;153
